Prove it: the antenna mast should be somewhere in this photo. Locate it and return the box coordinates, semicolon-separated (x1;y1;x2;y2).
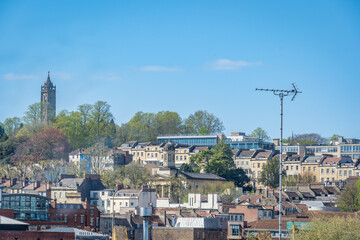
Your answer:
255;83;302;240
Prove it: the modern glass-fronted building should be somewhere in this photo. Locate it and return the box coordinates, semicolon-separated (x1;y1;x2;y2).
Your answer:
0;193;50;221
157;135;220;146
158;134;274;150
225;139;274;150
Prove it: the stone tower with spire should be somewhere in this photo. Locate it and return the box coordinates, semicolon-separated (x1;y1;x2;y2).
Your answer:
41;71;56;122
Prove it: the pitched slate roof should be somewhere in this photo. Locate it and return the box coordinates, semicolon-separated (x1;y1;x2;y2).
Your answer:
239;150;256;158
179;171;226;181
303;155;323;163
254;151;273;159
58;178;84;188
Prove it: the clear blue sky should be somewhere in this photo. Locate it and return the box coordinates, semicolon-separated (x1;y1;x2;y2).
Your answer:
0;0;359;139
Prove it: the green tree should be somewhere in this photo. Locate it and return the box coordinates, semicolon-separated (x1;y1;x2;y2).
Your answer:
179;163;200;173
259;157;286;188
328;134;341;143
191;141;249;187
113;123;131;146
153;111;183;136
90;101;114;139
56;110;89;149
123;163;150;189
291;133;327;145
207;141;235;177
250;127;270;141
293;217;360;240
0;124;8;142
184;110;224;135
127;111;156;141
0;135;28;164
23;102;42;125
190;149;213;171
2;117;22;137
337;179;360;212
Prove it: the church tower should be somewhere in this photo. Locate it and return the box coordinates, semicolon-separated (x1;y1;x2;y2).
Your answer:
163;141;176;169
41;71;56;122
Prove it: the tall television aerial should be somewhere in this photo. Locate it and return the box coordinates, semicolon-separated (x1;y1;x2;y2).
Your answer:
255;83;302;240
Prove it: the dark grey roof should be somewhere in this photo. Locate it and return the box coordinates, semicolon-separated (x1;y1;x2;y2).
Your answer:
239;150;256;158
58;178;84;188
303;155;323;163
179;171;226;181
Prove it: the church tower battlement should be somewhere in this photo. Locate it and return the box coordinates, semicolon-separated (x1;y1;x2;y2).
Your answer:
41;71;56;122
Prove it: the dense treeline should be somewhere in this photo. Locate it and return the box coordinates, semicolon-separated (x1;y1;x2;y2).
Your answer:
0;101;225;166
1;100;334;174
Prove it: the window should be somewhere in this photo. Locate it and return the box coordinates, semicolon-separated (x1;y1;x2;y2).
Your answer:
326;169;329;174
286;166;289;170
296;166;298;170
176;156;178;160
241;161;244;166
308;167;311;172
90;217;94;226
246;161;249;165
313;167;316;172
344;170;347;176
230;224;240;236
54;192;57;198
102;191;104;196
155;153;157;157
332;168;335;174
339;170;342;176
291;166;293;171
91;207;94;216
81;214;84;224
303;167;305;172
184;156;187;160
253;163;255;168
60;192;63;198
93;192;98;198
64;214;68;223
131;202;134;206
257;163;260;168
321;169;324;174
180;156;183;160
74;214;77;223
321;178;324;182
